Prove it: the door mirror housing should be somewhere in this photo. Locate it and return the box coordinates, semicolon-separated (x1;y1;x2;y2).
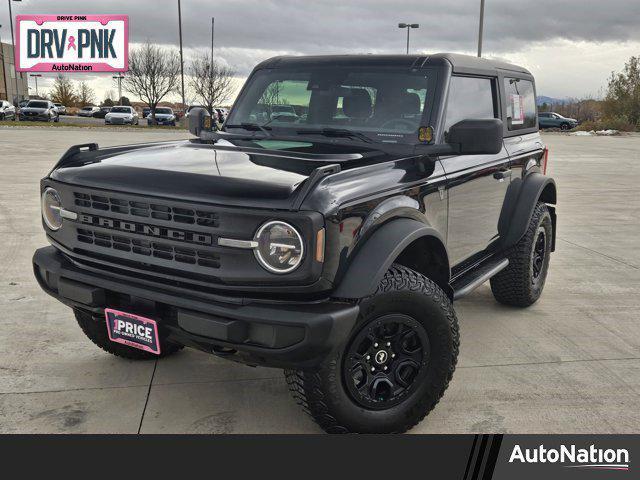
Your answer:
446;119;503;155
188;107;215;137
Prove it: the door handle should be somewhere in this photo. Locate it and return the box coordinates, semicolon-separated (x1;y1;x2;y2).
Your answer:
493;169;511;180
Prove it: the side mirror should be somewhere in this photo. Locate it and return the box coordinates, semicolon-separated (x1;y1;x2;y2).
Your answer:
188;107;215;137
447;119;503;155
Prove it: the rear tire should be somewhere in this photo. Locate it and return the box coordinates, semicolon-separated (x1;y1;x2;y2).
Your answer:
285;264;459;433
74;309;183;360
490;202;552;307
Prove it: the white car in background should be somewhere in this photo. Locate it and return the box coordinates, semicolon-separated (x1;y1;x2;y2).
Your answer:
147;107;177;126
105;105;139;125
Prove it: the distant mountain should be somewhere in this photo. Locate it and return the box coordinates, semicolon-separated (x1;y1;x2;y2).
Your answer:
536;95;571;106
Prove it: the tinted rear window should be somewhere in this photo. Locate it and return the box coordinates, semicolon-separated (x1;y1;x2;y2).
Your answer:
110;107;130;113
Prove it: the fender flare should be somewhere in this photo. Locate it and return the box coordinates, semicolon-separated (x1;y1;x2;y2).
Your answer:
332;218;449;299
499;173;557;250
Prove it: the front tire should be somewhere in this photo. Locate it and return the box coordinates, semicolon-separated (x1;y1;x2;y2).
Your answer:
74;309;183;360
285;264;459;433
490;202;552;307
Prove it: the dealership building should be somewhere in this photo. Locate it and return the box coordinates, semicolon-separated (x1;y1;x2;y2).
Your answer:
0;41;29;104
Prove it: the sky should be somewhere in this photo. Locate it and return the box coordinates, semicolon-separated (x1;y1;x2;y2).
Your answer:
1;0;639;104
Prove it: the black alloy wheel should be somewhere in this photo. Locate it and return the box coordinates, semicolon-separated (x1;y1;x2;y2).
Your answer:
344;314;430;410
532;227;547;283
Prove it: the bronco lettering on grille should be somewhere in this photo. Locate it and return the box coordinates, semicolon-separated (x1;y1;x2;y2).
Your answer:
78;214;213;246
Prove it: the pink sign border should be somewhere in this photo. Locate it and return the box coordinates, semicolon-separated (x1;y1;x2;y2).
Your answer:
15;14;129;72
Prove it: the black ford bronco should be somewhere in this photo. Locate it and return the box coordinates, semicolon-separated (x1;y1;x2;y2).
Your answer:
33;53;556;434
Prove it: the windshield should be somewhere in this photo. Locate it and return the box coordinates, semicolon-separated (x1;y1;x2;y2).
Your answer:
110;107;130;113
226;66;431;143
155;108;172;114
28;101;48;109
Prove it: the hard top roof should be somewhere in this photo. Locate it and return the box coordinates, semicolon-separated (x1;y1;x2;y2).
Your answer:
255;52;531;76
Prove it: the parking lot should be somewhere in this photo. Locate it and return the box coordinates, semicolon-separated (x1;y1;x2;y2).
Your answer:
0;127;639;433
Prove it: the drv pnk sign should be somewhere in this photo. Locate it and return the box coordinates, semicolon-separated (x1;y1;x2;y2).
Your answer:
15;15;128;72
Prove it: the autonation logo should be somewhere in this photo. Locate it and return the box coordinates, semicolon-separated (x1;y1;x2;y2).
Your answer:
509;444;630;471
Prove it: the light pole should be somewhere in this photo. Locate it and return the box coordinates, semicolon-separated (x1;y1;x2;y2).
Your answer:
29;73;41;96
177;0;186;110
112;73;125;103
398;23;419;54
0;24;8;102
8;0;22;105
477;0;485;57
211;17;216;69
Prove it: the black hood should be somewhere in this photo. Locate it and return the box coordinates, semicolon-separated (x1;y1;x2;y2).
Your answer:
50;140;326;210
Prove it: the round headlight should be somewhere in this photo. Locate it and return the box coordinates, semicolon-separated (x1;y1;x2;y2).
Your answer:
254;221;304;274
41;187;63;231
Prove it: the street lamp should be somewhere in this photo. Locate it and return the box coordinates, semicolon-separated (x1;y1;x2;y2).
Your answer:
8;0;22;105
112;73;125;104
398;22;419;54
29;73;42;97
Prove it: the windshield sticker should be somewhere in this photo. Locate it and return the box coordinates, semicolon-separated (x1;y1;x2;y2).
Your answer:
510;94;525;125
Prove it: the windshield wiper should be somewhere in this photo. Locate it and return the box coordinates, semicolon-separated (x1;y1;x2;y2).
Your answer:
295;128;373;144
225;123;272;137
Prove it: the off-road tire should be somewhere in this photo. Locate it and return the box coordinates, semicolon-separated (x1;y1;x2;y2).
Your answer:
285;264;459;434
490;201;552;307
74;309;183;360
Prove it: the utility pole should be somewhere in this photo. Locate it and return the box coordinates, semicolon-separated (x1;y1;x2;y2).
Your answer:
177;0;186;110
8;0;21;105
112;73;125;103
477;0;485;57
29;73;41;96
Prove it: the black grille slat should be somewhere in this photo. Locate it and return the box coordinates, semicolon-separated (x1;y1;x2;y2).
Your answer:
73;191;218;227
76;227;220;269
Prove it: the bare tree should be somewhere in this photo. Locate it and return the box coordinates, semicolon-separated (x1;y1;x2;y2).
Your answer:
49;75;77;106
76;81;96;106
124;42;181;123
188;53;236;119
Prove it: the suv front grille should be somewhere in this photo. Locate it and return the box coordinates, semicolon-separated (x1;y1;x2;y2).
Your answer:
73;192;219;227
77;228;220;269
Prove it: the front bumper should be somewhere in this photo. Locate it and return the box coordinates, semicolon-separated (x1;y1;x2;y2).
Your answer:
33;246;358;368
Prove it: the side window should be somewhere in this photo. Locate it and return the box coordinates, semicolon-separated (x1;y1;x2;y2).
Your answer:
444;76;496;133
503;77;536;130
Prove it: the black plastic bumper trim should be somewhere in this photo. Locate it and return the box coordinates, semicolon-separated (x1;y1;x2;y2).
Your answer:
33;246;359;369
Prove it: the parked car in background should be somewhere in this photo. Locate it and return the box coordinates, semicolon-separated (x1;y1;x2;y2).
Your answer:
54;103;67;115
147;107;176;126
78;106;100;117
538;112;578;130
18;100;59;122
93;107;112;119
105;105;139;125
0;100;16;120
142;107;151;118
18;100;30;109
269;104;298;122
